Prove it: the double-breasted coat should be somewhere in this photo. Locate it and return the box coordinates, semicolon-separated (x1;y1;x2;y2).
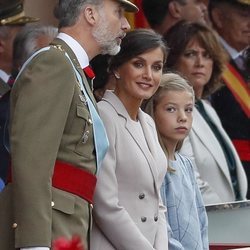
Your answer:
90;91;168;250
0;38;97;249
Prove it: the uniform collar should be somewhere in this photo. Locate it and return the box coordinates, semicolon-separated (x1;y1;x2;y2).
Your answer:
57;32;89;68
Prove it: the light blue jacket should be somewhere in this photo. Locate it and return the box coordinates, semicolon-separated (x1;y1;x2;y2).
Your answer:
161;153;209;250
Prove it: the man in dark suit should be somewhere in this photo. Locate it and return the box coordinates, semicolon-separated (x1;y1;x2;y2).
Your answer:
0;0;138;250
0;0;38;183
209;0;250;198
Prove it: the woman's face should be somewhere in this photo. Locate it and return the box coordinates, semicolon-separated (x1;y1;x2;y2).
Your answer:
175;38;213;98
115;47;164;103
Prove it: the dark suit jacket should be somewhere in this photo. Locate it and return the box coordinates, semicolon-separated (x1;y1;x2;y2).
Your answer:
0;90;10;182
0;77;10;98
0;38;97;249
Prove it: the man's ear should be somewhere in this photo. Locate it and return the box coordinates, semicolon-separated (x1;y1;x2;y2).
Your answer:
210;8;223;29
113;71;121;79
168;1;182;19
84;5;99;25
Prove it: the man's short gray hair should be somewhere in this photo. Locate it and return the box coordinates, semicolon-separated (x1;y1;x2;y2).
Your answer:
12;24;58;74
54;0;102;28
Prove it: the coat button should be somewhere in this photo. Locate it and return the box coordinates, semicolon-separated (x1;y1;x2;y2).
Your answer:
12;223;18;229
154;215;158;222
141;216;147;222
139;193;145;199
51;201;55;207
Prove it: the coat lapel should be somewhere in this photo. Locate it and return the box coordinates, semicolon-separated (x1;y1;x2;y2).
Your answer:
192;106;232;185
125;113;159;186
103;91;158;184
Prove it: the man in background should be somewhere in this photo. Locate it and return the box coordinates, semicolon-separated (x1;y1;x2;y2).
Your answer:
209;0;250;198
12;24;58;77
0;0;38;184
142;0;207;35
0;23;58;188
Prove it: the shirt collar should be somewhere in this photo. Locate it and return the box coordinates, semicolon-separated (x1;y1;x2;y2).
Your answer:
0;69;10;83
219;36;244;60
57;32;89;68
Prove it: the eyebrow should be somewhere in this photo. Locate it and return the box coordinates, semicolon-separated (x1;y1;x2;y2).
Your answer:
134;56;164;64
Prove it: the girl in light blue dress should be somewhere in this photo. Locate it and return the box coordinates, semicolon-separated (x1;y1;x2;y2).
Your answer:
143;73;209;250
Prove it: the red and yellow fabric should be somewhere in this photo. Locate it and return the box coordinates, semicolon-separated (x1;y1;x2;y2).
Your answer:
222;63;250;118
125;0;149;29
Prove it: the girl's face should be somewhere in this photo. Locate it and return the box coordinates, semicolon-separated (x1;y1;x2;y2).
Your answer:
115;47;164;104
175;38;213;99
154;90;194;148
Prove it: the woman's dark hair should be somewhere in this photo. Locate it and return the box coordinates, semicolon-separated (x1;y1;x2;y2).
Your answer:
109;28;168;72
91;54;111;90
164;21;228;98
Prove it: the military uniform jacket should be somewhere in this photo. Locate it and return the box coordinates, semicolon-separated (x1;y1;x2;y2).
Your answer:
212;59;249;143
0;38;97;249
211;59;250;198
90;91;168;250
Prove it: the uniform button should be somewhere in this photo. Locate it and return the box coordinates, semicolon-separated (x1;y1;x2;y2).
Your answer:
51;201;55;207
141;216;147;222
154;215;158;222
139;193;145;199
12;223;18;229
88;118;93;124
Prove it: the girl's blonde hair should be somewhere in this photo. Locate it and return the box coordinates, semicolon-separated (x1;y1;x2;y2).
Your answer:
142;73;195;172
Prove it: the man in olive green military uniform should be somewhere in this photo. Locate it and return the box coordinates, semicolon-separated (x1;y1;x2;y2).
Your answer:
0;0;138;250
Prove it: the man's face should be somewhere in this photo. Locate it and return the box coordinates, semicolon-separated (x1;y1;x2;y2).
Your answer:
212;4;250;51
92;0;130;55
178;0;207;23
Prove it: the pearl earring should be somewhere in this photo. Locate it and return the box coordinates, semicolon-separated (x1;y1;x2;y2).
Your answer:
114;72;120;79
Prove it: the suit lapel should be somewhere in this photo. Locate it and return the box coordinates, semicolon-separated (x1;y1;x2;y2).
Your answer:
126;114;157;182
103;91;159;184
192;106;232;184
125;110;159;185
